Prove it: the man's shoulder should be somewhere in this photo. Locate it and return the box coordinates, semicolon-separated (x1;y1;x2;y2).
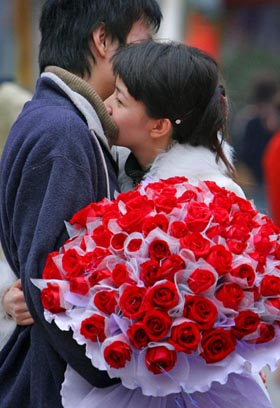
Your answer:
13;93;89;146
4;99;93;171
21;86;85;127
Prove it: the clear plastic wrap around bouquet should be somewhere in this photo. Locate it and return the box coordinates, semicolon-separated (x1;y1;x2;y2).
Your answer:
33;176;280;397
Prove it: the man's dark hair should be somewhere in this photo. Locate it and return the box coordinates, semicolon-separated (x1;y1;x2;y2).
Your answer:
39;0;162;76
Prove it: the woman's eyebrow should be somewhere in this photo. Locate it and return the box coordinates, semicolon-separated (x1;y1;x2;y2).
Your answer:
115;85;128;101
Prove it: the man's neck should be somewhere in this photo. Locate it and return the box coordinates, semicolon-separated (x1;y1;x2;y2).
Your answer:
44;66;117;143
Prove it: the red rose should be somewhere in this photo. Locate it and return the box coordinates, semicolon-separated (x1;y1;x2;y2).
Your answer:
187;269;216;294
111;232;127;251
231;211;259;230
260;275;280;296
143;309;172;341
88;269;111;287
41;283;66;314
183;295;218;330
248;252;267;274
169;221;189;238
205;181;226;195
266;297;280;310
94;290;117;315
215;283;244;310
117;209;146;233
209;191;232;212
206;245;232;276
211;207;230;225
149;239;171;261
201;328;236;363
163;176;188;184
62;248;84;278
119;285;147;319
161;186;177;196
226;225;250;242
232;195;257;215
127;322;150;349
102;209;120;228
258;218;279;236
125;194;154;214
231;310;260;339
145;346;177;374
206;225;226;240
42;252;62;280
144;181;165;195
160;254;186;281
127;238;143;252
185;202;212;232
152;214;169;233
69;203;97;226
116;190;141;204
180;232;210;259
142;214;169;237
168;321;200;353
83;248;112;271
70;277;89;295
226;240;247;255
247;323;275;344
230;264;256;287
91;225;112;248
254;234;274;255
104;340;132;368
112;264;135;287
146;281;179;311
155;195;178;214
177;190;198;204
140;259;161;287
80;313;106;342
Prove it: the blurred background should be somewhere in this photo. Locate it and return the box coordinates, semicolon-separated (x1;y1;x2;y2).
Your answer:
1;0;280;404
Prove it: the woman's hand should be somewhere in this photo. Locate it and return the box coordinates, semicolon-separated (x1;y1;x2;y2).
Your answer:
3;279;34;325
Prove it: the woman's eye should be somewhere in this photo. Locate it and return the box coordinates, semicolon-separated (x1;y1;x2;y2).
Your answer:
115;97;122;106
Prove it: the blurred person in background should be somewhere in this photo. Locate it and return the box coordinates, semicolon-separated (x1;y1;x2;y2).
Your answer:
262;93;280;226
238;75;279;187
0;79;33;350
233;74;280;212
0;79;32;157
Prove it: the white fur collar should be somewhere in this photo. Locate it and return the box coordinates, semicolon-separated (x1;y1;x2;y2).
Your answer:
148;142;231;181
118;142;245;198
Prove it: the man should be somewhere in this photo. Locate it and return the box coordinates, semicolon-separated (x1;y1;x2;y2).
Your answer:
0;1;162;406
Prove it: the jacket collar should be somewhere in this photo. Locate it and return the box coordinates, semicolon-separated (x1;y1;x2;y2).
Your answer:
117;141;244;196
147;142;233;182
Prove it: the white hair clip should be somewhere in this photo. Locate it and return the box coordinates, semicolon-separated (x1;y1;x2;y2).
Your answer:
175;119;181;125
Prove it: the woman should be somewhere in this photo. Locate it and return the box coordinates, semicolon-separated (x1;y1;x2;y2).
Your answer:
2;41;273;407
59;41;273;408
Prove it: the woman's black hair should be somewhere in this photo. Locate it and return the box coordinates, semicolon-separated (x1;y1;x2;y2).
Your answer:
39;0;162;76
112;41;235;177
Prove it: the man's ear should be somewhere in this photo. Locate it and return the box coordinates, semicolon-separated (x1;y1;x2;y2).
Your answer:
91;23;107;58
150;118;172;139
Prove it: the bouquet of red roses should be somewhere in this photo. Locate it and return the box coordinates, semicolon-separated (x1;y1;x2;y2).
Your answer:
33;176;280;396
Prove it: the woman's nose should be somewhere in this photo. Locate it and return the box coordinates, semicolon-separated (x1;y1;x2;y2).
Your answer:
104;98;113;115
